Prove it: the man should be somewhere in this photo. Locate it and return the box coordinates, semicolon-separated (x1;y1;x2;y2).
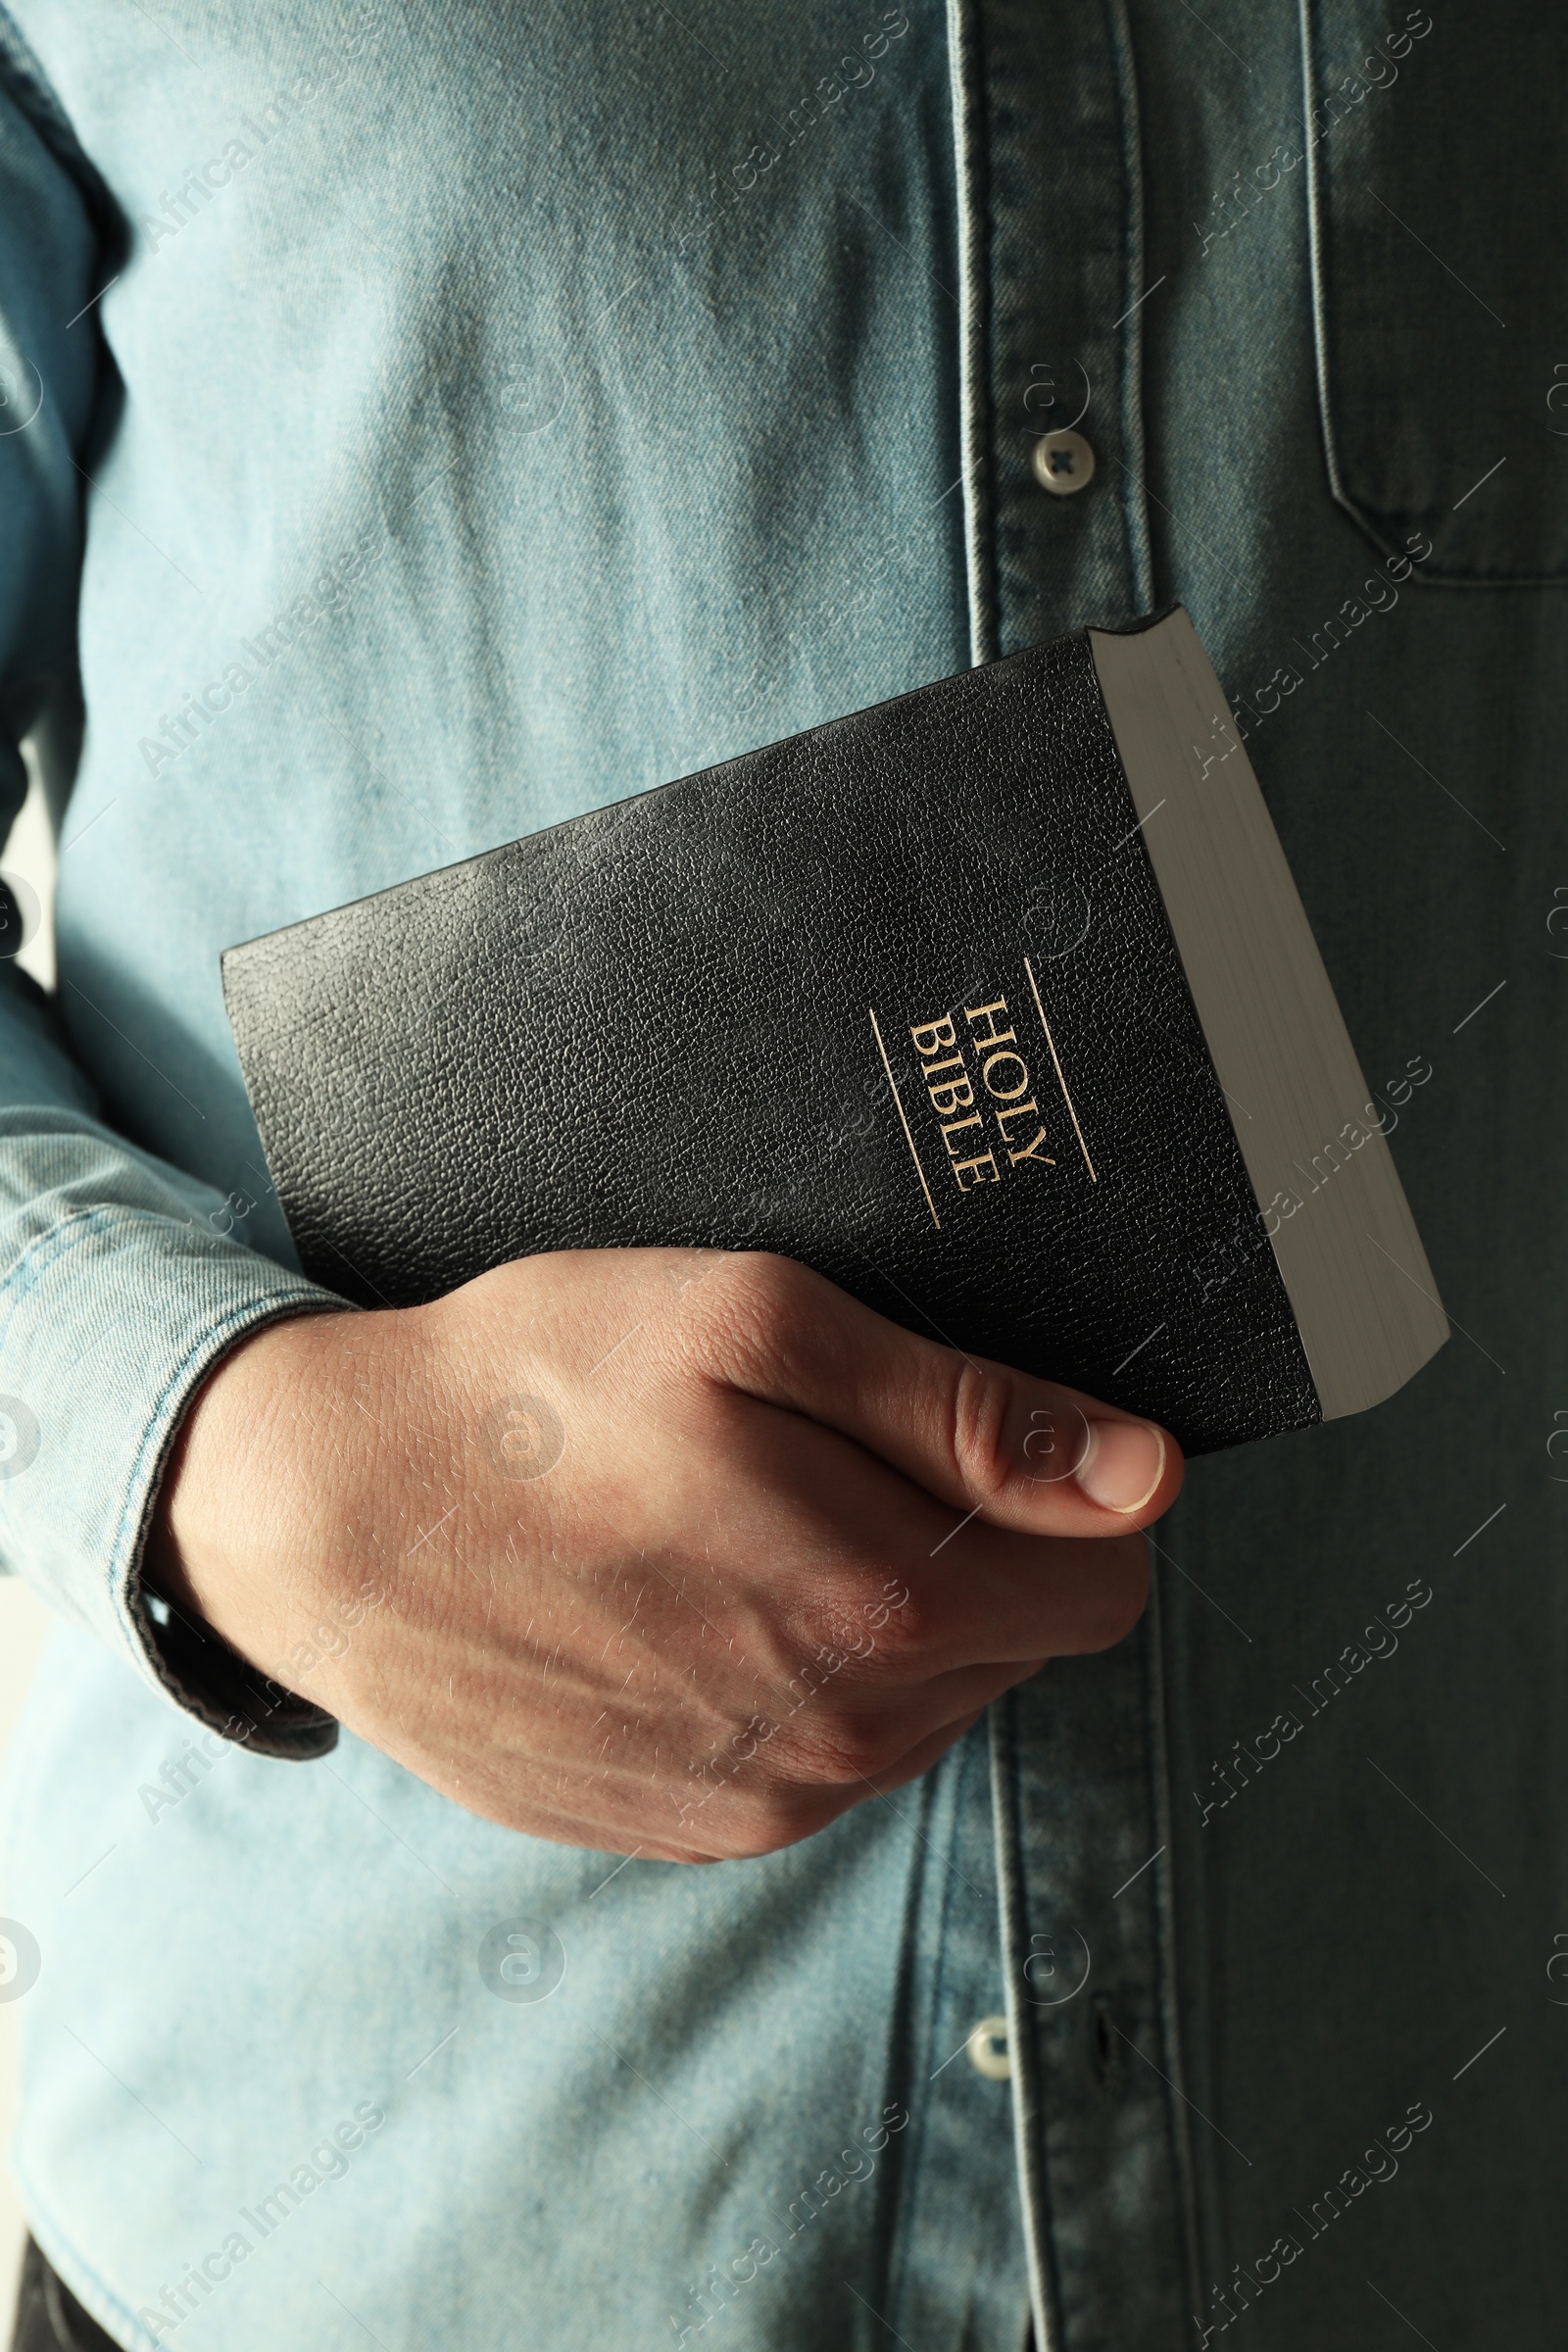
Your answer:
0;1;1560;2346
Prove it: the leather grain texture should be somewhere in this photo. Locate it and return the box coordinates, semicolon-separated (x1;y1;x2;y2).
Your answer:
222;629;1320;1453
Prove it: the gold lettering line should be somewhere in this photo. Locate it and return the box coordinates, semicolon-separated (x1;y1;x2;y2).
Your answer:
868;1007;942;1230
1023;956;1096;1184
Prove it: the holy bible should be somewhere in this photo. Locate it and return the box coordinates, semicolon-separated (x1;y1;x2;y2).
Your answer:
222;607;1446;1453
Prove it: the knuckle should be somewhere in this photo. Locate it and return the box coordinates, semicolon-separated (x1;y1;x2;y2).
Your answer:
740;1620;810;1699
785;1581;929;1686
741;1601;855;1699
846;1582;930;1669
947;1360;1017;1507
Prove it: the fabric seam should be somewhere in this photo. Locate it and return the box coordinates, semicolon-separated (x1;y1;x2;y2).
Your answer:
946;0;996;664
1144;1555;1206;2326
988;1691;1061;2352
1104;0;1155;616
884;1732;967;2342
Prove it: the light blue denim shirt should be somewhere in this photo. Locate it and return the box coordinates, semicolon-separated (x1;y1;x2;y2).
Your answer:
1;3;1564;2348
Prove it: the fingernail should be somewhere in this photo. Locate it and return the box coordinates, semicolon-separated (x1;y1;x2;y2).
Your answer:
1075;1419;1166;1515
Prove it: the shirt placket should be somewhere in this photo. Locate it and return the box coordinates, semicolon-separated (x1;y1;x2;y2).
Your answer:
879;1724;1037;2352
947;2;1197;2343
951;0;1155;659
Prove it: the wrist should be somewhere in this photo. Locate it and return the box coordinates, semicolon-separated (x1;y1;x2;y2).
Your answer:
142;1308;355;1654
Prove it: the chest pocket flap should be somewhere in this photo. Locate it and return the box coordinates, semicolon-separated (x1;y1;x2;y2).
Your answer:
1303;1;1568;586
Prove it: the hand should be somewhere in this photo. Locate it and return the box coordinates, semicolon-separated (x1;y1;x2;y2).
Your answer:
145;1250;1181;1861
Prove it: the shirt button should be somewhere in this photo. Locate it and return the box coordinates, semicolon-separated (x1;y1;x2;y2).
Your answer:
1032;429;1097;495
966;2015;1012;2080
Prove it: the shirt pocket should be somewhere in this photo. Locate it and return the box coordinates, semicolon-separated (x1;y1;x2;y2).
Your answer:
1301;0;1568;586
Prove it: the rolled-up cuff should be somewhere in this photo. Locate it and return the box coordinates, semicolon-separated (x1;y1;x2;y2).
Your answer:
0;1200;348;1758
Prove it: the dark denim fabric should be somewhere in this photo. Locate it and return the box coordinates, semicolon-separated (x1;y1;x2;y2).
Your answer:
12;2240;121;2352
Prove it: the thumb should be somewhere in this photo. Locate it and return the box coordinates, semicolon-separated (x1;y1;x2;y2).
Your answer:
690;1252;1184;1538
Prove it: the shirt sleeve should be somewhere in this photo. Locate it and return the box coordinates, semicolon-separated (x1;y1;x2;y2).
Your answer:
0;29;343;1759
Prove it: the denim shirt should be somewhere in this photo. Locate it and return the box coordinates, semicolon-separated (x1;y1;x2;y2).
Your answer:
0;3;1564;2347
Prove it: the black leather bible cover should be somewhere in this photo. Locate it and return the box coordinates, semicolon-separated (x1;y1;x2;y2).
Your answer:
223;624;1322;1453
